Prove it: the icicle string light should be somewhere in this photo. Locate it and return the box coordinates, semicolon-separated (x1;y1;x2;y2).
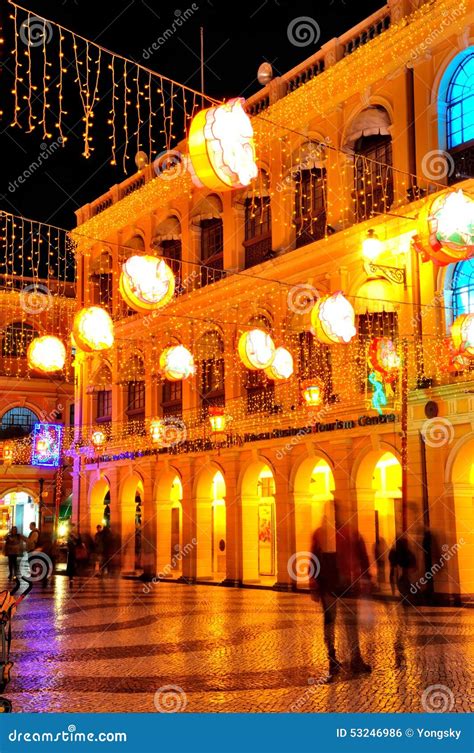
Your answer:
9;1;220;169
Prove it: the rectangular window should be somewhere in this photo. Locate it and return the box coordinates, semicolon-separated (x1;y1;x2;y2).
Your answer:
295;169;327;248
161;240;182;287
246;370;275;414
126;381;145;420
161;379;182;418
298;332;333;397
96;389;112;422
354;136;393;222
244;197;272;268
201;219;224;287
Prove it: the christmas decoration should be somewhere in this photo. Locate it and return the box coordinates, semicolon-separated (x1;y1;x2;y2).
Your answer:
238;329;276;370
119;256;175;312
159;345;195;381
72;306;114;352
264;347;294;380
27;336;66;373
368;337;400;383
451;313;474;359
412;189;474;266
91;430;107;450
300;379;324;407
31;423;63;467
311;292;356;345
188;98;258;190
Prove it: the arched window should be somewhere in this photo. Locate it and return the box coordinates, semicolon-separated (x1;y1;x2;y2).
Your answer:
124;355;145;424
0;407;38;438
451;258;474;318
447;52;474;150
2;322;37;357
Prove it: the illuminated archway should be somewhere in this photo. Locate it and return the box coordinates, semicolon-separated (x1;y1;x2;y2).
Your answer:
292;456;335;587
120;472;144;573
355;448;401;570
0;490;38;537
155;469;183;579
448;437;474;595
89;475;110;533
194;464;226;580
240;460;277;585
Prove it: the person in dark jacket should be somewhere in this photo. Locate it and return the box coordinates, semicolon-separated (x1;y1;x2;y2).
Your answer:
66;525;80;587
389;536;416;603
310;520;372;678
4;527;25;579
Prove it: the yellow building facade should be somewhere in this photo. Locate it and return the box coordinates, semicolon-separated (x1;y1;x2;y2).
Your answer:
72;0;474;600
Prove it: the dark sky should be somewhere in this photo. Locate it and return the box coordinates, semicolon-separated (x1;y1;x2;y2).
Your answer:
0;0;382;230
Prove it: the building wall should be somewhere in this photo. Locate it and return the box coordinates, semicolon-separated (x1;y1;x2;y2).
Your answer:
72;0;474;598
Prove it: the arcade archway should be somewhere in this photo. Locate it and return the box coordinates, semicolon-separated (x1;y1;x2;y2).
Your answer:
449;438;474;595
89;475;110;532
241;461;277;585
155;470;183;578
355;449;402;570
292;457;336;587
194;464;226;580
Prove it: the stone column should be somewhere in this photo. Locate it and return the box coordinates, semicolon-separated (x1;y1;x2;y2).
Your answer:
177;459;197;583
269;452;295;591
140;461;157;578
220;452;242;587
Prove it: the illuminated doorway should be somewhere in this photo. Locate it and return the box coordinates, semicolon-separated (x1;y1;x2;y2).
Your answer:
194;464;226;580
293;457;335;587
449;438;474;595
156;471;183;579
356;449;401;571
211;471;226;575
0;491;38;537
241;461;277;585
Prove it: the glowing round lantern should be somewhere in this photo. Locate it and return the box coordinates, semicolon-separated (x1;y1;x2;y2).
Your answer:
311;292;356;345
368;337;400;383
412;189;474;267
238;329;275;370
159;345;195;381
72;306;114;353
188;97;258;191
91;430;107;450
264;346;294;380
301;379;324;407
27;336;66;373
119;255;175;312
451;313;474;358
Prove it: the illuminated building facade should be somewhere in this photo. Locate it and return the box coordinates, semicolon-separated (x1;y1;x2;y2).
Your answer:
73;0;474;599
0;278;75;537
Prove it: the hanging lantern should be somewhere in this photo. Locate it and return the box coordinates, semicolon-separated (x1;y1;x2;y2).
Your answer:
264;346;294;380
149;418;165;445
238;329;275;370
27;336;66;373
119;255;175;312
362;229;383;261
188;97;258;191
368;337;400;383
311;292;356;345
451;313;474;358
91;430;107;451
72;306;114;352
412;188;474;267
209;406;227;436
159;345;195;381
301;379;324;407
3;442;14;466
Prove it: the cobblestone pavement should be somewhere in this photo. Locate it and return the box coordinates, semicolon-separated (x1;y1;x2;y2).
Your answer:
2;569;473;713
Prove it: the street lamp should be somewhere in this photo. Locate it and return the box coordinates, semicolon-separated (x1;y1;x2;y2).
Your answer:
362;229;406;285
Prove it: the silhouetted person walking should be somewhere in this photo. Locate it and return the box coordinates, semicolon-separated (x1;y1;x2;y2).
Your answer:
310;520;372;679
4;527;25;579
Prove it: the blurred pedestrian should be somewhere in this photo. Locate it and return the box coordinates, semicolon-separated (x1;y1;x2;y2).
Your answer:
389;536;417;604
4;527;25;579
66;524;80;587
26;522;39;554
94;525;104;575
309;519;372;679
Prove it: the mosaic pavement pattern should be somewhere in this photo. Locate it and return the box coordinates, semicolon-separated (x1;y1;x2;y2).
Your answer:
2;569;473;713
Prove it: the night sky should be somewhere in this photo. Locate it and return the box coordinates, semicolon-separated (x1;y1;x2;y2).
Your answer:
0;0;382;230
